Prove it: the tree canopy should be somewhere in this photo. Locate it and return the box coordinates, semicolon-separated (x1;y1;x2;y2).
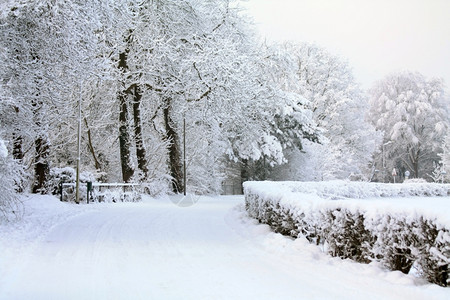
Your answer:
368;71;449;180
0;0;448;208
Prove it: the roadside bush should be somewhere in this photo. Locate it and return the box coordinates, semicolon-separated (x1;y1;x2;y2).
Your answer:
415;219;449;286
46;167;106;202
320;208;374;263
370;214;418;274
244;181;450;287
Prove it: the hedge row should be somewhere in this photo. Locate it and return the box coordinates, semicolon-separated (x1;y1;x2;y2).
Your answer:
244;184;449;287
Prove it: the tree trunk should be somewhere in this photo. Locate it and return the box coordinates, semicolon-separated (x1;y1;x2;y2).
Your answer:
163;98;183;193
12;107;24;161
31;100;49;193
118;51;134;183
132;85;148;178
412;148;420;178
118;91;134;183
241;159;250;183
83;117;101;170
12;134;24;161
12;133;24;192
413;161;419;178
32;135;50;193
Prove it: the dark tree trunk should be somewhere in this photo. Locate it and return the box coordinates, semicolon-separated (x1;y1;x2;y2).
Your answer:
163;98;183;193
411;148;420;178
118;51;134;183
119;91;134;183
132;85;148;178
12;107;24;161
31;100;49;193
241;159;250;183
12;134;24;161
32;135;50;193
413;150;420;178
12;133;24;192
83;117;101;170
413;162;419;178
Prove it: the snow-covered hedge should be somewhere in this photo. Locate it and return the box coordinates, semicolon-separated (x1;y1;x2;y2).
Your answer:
244;181;450;287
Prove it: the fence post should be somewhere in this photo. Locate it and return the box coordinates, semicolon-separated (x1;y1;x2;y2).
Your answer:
60;181;64;202
87;181;92;204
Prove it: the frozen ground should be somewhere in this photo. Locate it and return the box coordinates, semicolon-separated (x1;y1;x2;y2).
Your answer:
0;194;449;299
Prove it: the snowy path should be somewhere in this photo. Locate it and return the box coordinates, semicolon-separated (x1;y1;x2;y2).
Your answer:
1;196;448;299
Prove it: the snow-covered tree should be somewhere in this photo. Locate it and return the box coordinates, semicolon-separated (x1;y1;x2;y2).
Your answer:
269;43;379;181
100;0;255;192
104;0;324;192
3;0;373;196
2;0;286;195
439;134;450;182
297;43;379;180
368;71;449;180
0;0;109;192
229;40;327;181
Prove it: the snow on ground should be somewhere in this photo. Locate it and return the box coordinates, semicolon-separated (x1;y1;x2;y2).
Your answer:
0;194;449;299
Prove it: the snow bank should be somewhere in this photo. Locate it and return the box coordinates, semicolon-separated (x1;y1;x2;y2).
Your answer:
243;181;450;287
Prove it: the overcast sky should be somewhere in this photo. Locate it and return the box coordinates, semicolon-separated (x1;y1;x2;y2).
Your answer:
242;0;450;90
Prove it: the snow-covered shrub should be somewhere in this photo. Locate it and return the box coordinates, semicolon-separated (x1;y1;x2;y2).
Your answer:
370;215;448;286
367;214;449;286
319;208;374;263
140;177;171;197
245;191;300;238
277;204;300;237
244;181;450;286
46;167;76;195
92;184;141;203
415;219;449;287
0;138;25;221
46;167;106;202
369;214;418;274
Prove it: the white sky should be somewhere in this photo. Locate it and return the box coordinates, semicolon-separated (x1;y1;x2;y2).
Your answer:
241;0;450;90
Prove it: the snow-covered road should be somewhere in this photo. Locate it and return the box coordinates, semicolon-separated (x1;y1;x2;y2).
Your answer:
1;196;448;299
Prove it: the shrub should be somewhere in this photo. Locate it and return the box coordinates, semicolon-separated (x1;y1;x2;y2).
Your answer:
370;214;418;274
244;181;450;286
320;208;374;263
415;219;449;287
46;167;106;202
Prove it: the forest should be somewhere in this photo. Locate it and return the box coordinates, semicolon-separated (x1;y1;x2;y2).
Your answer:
1;0;449;211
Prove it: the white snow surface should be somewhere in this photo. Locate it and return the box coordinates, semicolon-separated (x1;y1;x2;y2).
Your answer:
0;194;449;299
